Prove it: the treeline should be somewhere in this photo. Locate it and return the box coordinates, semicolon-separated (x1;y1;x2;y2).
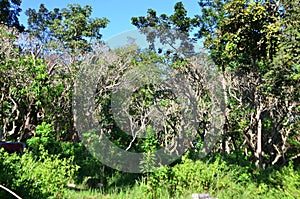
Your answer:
132;0;300;168
0;0;299;198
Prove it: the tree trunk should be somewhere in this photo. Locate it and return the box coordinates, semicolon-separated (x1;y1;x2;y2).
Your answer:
221;72;230;154
255;104;263;168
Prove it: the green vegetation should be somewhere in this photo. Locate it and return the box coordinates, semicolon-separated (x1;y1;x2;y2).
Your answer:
0;0;299;198
0;147;77;199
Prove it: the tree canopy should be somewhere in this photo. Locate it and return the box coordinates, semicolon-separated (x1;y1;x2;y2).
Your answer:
0;0;24;31
26;4;109;52
131;0;300;167
0;1;300;198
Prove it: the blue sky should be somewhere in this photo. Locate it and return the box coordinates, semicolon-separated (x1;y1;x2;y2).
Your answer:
19;0;201;40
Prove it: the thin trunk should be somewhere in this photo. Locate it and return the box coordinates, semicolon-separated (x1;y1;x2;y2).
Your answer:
221;72;230;154
255;105;263;168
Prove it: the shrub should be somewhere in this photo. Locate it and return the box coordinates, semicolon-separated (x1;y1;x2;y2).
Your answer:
25;122;104;184
0;147;78;199
269;162;300;198
145;154;300;199
146;155;233;198
26;122;59;155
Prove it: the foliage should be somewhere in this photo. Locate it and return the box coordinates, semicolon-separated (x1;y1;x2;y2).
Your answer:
132;0;300;167
26;122;58;154
143;154;300;199
25;122;106;185
0;24;75;142
1;1;300;198
146;155;231;198
0;148;78;199
26;4;109;52
0;0;24;31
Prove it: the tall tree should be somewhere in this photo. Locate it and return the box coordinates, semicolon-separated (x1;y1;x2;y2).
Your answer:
132;0;300;167
0;0;24;31
25;4;61;43
26;4;109;52
21;4;109;141
131;2;199;56
197;0;300;167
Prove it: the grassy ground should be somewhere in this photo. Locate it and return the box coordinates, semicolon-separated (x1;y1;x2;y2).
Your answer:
65;187;193;199
57;154;300;199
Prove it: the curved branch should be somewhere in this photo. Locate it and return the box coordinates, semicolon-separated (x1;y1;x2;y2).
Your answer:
0;184;22;199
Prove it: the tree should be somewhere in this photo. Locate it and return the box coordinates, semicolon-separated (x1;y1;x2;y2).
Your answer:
196;0;300;167
0;0;24;31
7;3;111;142
131;2;200;55
26;4;109;52
0;25;73;141
132;0;300;167
132;2;197;33
25;4;61;43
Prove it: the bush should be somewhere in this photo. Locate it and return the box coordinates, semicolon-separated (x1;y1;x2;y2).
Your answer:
26;122;59;155
59;141;105;184
146;155;233;198
25;122;104;184
269;162;300;198
144;153;300;199
0;147;78;199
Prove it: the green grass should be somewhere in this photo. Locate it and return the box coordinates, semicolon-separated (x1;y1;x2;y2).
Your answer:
65;185;149;199
65;185;193;199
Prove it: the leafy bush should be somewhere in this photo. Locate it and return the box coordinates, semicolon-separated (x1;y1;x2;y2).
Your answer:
0;148;78;199
268;162;300;198
26;122;104;184
26;122;59;155
144;154;300;199
146;155;232;198
59;141;105;184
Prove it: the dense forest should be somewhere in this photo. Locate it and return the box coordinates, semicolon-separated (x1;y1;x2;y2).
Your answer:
0;0;299;198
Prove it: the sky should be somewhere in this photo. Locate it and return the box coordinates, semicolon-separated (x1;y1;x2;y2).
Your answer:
19;0;201;41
